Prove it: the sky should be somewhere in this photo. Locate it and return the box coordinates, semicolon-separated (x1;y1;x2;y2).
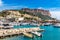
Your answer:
0;0;60;19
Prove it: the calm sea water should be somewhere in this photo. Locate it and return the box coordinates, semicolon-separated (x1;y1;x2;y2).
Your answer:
0;25;60;40
14;25;37;28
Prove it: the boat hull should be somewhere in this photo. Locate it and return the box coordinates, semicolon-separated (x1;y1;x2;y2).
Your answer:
53;26;60;28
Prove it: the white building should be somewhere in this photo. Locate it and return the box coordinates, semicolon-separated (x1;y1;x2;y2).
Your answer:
18;17;24;21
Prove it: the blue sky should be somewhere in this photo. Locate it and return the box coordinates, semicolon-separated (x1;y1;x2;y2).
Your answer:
0;0;60;19
2;0;60;8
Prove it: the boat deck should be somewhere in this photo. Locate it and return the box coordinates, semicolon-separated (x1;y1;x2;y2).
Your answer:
31;32;42;37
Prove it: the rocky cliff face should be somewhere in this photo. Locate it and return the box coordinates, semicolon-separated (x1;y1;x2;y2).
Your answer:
21;8;51;16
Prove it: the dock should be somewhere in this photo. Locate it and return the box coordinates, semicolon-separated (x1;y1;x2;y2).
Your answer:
0;27;43;38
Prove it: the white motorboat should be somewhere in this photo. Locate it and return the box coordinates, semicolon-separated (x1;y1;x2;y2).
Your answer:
43;23;52;26
54;23;60;28
3;23;13;29
20;23;29;25
30;23;40;26
31;32;42;37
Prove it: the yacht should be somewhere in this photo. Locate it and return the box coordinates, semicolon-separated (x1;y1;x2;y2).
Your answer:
3;23;13;29
31;32;42;37
30;23;40;26
53;23;60;28
43;23;52;26
20;22;30;25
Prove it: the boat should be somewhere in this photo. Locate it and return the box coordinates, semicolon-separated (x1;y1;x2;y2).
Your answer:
0;25;4;29
43;23;52;26
3;23;13;29
53;23;60;28
31;32;42;37
9;22;20;26
20;23;29;25
23;32;33;38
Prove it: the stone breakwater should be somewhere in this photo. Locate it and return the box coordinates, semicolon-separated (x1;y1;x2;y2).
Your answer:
0;27;41;38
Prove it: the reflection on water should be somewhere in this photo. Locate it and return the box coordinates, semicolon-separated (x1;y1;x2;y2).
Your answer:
0;35;42;40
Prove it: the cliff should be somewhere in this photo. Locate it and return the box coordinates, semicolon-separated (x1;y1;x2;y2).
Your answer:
21;8;51;16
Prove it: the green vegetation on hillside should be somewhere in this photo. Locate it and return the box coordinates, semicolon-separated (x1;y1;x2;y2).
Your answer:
0;11;10;17
0;10;53;21
35;13;52;21
19;10;52;21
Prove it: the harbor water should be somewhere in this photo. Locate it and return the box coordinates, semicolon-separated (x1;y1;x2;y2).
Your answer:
14;25;37;28
0;25;60;40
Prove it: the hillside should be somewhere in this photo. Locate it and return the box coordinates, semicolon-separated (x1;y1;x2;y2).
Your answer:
0;9;53;21
19;10;52;20
0;10;41;21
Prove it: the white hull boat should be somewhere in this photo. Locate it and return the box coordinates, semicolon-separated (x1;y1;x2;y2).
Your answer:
54;23;60;28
